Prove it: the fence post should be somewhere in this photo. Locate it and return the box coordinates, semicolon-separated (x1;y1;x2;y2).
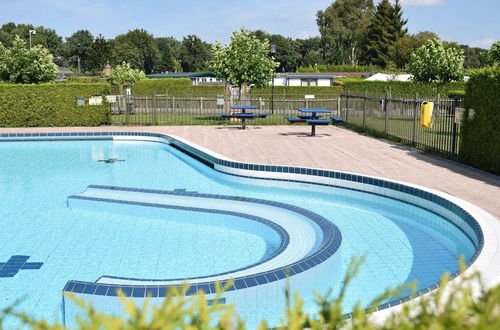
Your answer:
384;92;390;134
362;91;367;128
200;97;204;111
412;94;419;144
337;97;341;117
173;96;176;113
451;98;458;155
345;90;350;123
152;92;157;125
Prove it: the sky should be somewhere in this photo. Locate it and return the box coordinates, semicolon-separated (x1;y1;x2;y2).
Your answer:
0;0;498;48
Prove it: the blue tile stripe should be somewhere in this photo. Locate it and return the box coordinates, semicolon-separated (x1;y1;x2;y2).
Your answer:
64;185;342;298
1;132;484;310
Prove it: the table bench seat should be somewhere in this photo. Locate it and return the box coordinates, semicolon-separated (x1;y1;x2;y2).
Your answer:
305;119;332;125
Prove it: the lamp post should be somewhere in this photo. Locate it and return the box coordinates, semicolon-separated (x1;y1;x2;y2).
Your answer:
28;30;36;50
270;44;276;115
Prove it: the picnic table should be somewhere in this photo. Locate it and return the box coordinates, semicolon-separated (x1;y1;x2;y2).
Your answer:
220;106;267;129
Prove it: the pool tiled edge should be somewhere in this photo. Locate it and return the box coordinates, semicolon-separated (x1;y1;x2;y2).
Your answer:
1;131;496;323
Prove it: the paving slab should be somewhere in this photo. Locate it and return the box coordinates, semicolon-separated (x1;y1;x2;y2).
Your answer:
1;125;498;219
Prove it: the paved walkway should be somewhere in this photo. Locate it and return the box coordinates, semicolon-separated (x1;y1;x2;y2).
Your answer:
1;125;499;219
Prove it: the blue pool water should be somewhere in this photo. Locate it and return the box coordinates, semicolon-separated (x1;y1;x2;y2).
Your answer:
0;140;476;327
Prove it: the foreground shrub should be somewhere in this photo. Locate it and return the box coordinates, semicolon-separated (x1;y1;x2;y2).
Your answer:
0;83;111;127
1;257;498;329
343;80;465;98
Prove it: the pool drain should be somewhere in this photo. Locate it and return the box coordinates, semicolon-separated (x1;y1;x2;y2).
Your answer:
98;158;124;163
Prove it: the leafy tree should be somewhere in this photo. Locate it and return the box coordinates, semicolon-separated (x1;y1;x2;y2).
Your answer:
407;38;465;83
296;36;325;67
389;31;438;69
180;35;212;72
0;22;62;56
461;45;487;69
155;37;183;72
113;29;160;74
363;0;408;67
0;36;57;84
209;29;279;91
107;62;145;88
63;30;94;72
251;31;301;72
317;0;374;65
485;41;500;65
88;34;112;74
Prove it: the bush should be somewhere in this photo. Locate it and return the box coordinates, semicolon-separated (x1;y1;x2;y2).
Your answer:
343;80;465;97
460;66;500;174
251;86;342;97
66;76;107;83
0;83;111;127
133;78;224;95
297;64;379;72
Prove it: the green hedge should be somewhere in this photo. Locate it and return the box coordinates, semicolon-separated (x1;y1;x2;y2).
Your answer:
460;66;500;174
298;64;379;72
343;81;466;97
0;83;111;127
251;86;342;97
133;79;224;95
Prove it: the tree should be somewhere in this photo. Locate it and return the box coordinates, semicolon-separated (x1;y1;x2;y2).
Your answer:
296;37;325;67
155;37;183;72
0;23;62;56
63;30;94;72
317;0;374;65
251;31;301;72
461;45;487;69
363;0;407;67
406;38;465;83
485;41;500;65
88;34;112;74
209;29;279;91
389;31;438;69
107;62;145;88
113;29;160;74
180;35;212;72
0;36;57;84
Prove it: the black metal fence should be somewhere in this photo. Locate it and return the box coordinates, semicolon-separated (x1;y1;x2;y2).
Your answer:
110;94;341;126
340;91;463;156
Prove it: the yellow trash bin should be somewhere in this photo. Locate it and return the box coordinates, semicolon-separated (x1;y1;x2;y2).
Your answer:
420;101;434;128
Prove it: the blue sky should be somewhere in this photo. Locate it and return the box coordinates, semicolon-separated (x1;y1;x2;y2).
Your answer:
1;0;498;48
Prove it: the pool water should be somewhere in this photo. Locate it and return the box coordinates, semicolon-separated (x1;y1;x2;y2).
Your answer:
0;140;476;327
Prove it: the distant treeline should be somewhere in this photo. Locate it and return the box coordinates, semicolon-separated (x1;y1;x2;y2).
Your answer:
0;1;490;75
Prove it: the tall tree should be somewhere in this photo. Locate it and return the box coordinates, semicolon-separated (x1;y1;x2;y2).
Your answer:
88;34;112;74
363;0;407;67
113;29;160;74
155;37;182;72
485;41;500;65
210;29;279;91
389;31;438;69
407;38;465;83
0;22;62;56
317;0;374;65
251;31;301;72
64;30;94;72
180;35;212;72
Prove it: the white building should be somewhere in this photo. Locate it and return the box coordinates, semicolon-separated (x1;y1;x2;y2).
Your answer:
365;73;413;82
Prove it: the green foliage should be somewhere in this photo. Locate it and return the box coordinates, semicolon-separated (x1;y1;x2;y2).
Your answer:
87;34;112;74
460;66;500;174
181;35;213;72
251;86;342;97
155;37;183;72
252;31;302;72
0;36;58;84
132;78;224;95
485;41;500;65
113;29;160;74
317;0;374;65
363;0;408;68
343;80;465;97
407;38;465;83
108;62;146;88
210;29;279;88
66;76;107;83
0;83;111;127
63;30;94;73
389;31;438;69
0;22;63;56
2;257;499;329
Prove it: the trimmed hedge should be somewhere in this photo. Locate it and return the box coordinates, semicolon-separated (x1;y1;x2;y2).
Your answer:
460;66;500;175
343;81;465;98
251;86;342;97
0;83;111;127
133;79;224;95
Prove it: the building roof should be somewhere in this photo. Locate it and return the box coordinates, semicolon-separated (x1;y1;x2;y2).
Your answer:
146;72;218;79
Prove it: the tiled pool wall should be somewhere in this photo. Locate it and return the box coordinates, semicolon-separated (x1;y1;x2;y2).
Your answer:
0;131;486;323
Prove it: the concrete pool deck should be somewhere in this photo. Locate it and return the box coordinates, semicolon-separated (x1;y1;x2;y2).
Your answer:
1;125;498;220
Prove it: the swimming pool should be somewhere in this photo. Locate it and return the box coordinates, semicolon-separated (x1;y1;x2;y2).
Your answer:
0;131;491;328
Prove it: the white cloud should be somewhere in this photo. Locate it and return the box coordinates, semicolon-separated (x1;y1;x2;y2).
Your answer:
297;31;311;39
471;38;496;48
400;0;443;6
